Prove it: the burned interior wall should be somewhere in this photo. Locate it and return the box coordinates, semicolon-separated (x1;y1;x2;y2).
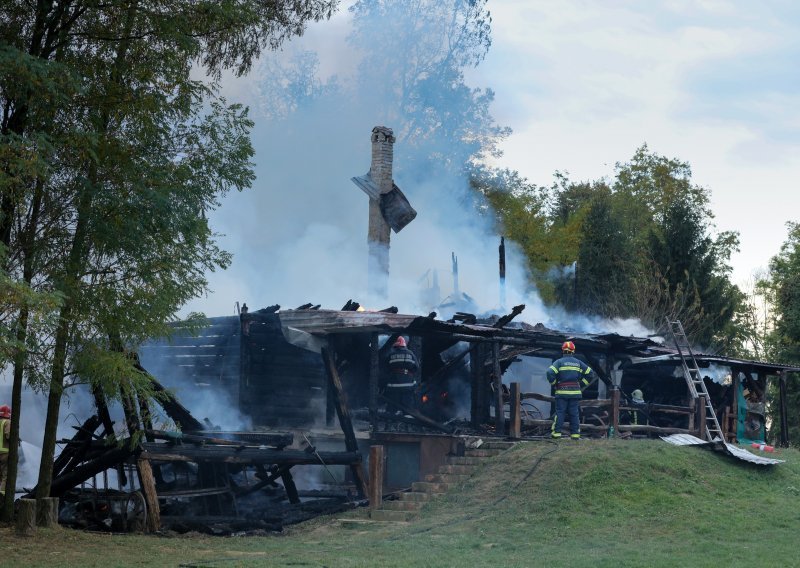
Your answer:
240;311;327;428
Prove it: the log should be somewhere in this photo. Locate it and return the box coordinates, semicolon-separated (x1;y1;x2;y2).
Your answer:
140;444;361;466
369;446;384;510
380;396;454;434
137;458;160;532
36;497;59;528
16;499;36;536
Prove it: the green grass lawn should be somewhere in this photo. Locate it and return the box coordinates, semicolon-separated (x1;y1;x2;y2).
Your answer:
2;439;799;567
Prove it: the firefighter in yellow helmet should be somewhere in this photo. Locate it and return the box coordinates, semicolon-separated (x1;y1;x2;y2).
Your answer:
0;405;11;495
547;341;594;440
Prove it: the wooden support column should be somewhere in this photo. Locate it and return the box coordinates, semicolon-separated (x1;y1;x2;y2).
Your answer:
611;388;620;434
137;458;161;532
369;333;380;430
509;382;521;439
369;445;384;510
493;341;504;434
688;397;696;431
697;394;707;440
322;347;369;499
779;371;790;448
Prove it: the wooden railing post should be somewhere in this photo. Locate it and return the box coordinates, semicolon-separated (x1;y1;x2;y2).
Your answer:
697;394;707;440
369;445;384;510
510;382;521;439
611;388;620;434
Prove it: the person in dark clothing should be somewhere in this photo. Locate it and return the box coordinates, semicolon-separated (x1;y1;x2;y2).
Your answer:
383;336;419;411
547;341;594;440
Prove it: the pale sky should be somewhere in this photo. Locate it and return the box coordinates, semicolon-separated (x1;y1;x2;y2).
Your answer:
470;0;800;285
197;1;800;316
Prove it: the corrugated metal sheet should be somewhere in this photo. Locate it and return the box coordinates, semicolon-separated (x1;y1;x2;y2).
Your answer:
660;434;784;465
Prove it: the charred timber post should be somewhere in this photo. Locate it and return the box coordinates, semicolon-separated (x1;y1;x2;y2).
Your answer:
499;237;506;310
779;371;789;447
509;382;521;439
321;347;369;499
281;469;300;504
493;341;504;434
137;458;161;532
369;333;380;429
369;445;384;510
611;388;620;433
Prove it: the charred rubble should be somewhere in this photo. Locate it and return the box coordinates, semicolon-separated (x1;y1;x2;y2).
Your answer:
29;302;800;534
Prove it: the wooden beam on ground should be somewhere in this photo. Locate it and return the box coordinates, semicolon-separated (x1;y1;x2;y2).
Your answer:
321;347;369;499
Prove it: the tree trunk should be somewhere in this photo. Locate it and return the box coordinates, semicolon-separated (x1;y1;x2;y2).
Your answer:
15;499;36;536
36;496;59;527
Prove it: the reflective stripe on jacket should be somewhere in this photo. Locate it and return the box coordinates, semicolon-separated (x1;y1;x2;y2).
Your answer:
0;419;8;453
546;356;592;398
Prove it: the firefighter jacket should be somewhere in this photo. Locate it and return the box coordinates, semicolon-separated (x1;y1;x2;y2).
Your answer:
546;356;593;399
386;346;419;388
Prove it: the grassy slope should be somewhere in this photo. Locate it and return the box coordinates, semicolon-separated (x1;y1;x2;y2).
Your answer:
2;440;799;568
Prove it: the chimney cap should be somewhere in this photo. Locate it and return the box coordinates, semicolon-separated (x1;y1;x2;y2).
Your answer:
372;126;395;142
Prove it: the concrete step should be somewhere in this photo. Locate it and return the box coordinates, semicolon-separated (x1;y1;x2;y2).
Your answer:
438;464;477;475
424;473;470;484
399;491;432;502
445;456;483;466
370;509;417;522
464;448;502;458
412;481;451;493
339;519;408;529
381;500;425;512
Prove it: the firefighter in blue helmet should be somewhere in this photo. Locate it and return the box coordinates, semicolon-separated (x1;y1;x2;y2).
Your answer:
547;341;594;440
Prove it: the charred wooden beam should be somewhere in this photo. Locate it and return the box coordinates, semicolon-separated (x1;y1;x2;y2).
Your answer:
296;303;314;310
341;300;360;311
281;469;300;505
140;444;361;466
135;365;204;432
52;415;102;479
379;306;399;313
379;395;454;434
322;347;369;498
493;304;525;328
181;431;293;448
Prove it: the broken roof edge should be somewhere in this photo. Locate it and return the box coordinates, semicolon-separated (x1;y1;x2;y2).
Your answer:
628;353;800;374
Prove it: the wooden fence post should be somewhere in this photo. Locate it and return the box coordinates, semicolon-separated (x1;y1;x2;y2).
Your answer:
611;388;620;434
697;395;707;440
369;445;384;510
510;382;521;439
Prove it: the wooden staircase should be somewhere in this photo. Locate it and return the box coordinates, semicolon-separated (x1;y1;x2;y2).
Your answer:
368;441;516;522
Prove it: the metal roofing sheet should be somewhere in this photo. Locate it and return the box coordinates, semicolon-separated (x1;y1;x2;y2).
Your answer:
660;434;784;465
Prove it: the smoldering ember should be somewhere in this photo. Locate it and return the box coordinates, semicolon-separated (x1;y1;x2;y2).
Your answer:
5;125;799;538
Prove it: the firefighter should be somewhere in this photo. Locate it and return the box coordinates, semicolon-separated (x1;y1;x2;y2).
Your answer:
547;341;594;440
629;389;649;426
0;404;10;496
383;336;419;412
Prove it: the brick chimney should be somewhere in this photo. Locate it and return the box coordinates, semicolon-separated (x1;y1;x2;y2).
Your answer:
367;126;395;300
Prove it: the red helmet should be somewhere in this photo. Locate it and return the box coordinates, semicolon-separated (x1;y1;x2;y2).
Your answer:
0;405;11;418
561;341;575;353
393;336;407;348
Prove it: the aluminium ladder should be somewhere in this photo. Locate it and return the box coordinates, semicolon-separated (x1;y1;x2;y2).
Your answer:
665;319;723;442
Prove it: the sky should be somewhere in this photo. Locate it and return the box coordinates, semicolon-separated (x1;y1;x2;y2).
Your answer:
188;0;800;318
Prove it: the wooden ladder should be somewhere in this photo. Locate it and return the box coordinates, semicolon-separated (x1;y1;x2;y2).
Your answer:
665;319;723;442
